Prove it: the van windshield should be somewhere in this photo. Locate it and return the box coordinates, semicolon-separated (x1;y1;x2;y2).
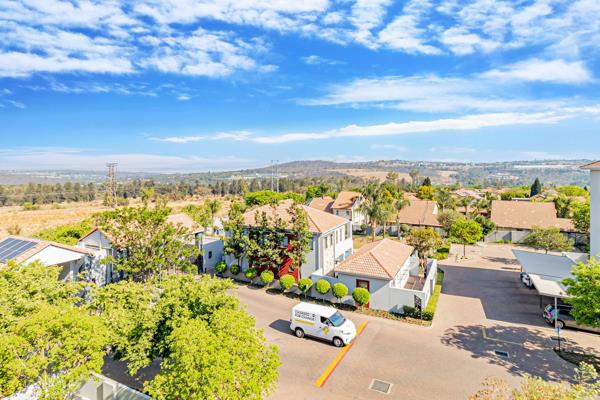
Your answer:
329;311;346;327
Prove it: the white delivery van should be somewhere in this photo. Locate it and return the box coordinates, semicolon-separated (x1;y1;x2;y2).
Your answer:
290;302;356;347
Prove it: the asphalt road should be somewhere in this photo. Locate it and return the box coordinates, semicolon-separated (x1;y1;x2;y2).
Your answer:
234;261;599;400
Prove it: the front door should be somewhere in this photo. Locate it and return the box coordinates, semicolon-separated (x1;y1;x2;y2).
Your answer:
356;279;370;308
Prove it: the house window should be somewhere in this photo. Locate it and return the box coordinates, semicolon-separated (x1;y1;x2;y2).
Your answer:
346;210;350;216
208;251;213;259
344;225;349;240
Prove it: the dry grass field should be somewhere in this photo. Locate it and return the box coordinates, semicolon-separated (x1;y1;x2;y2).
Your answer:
0;197;234;239
333;169;413;182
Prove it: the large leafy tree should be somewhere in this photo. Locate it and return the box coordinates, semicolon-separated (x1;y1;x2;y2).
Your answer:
523;226;574;254
437;210;464;234
97;203;198;281
223;200;251;267
450;219;483;258
247;206;287;271
393;191;411;238
145;307;280;400
572;201;590;233
563;257;600;328
0;262;108;400
360;182;389;241
406;227;442;270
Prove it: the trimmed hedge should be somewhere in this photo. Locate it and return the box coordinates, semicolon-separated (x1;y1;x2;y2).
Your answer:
279;274;295;291
260;270;275;285
229;263;240;275
332;283;348;301
352;287;370;307
215;260;227;274
244;268;257;280
315;279;331;295
298;278;313;294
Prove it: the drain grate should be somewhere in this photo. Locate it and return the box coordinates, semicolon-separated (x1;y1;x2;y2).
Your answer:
495;350;510;358
370;379;393;395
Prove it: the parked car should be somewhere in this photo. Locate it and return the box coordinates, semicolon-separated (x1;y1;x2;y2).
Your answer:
290;302;357;347
543;304;600;333
520;272;533;288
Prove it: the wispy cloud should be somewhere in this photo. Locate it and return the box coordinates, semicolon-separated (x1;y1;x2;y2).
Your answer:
370;144;408;152
480;58;594;84
301;55;343;65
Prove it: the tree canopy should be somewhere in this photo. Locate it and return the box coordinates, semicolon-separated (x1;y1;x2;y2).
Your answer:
406;227;442;268
522;226;574;254
530;178;542;197
450;219;483;258
563;257;600;328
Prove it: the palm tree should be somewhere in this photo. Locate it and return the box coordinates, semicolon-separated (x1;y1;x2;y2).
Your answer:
459;196;474;218
435;188;456;211
359;182;385;242
409;170;420;191
394;192;411;238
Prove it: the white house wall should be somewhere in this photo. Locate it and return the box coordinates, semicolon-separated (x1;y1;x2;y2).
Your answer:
591;170;600;258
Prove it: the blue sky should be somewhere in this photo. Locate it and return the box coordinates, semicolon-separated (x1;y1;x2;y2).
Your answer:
1;0;599;172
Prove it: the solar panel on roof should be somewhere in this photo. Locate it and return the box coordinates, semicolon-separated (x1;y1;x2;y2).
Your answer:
0;238;38;263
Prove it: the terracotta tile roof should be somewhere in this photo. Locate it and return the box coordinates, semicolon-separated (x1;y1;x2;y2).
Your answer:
490;200;576;231
243;199;348;234
336;239;414;280
307;196;334;213
390;200;441;227
331;191;361;210
167;213;202;234
0;235;94;265
580;161;600;170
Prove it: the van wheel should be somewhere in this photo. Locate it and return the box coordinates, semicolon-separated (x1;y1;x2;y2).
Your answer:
295;328;305;338
333;337;344;347
557;320;565;329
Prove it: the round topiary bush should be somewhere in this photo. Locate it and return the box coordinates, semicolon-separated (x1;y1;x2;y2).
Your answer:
298;278;313;297
332;283;348;302
279;274;295;291
215;260;227;274
352;287;370;307
260;270;275;286
315;279;331;296
244;268;257;280
229;263;240;275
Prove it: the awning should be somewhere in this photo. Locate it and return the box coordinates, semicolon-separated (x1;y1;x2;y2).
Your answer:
512;249;584;299
26;245;88;266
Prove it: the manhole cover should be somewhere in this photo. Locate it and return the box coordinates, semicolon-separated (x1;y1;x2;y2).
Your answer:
370;379;392;394
495;350;509;358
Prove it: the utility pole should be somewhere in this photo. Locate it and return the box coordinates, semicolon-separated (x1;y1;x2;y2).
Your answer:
270;160;275;192
106;163;118;207
274;160;280;192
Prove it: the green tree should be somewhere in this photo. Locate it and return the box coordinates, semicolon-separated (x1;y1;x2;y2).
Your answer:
416;185;435;200
406;228;442;269
393;192;411;238
223;200;250;267
563;257;600;327
285;202;312;273
523;226;574;254
474;215;496;236
145;307;280;400
553;194;573;218
450;219;483;258
33;219;94;245
246;206;286;272
421;177;432;187
260;270;275;287
435;188;456;211
97;204;199;281
572;201;590;233
315;279;331;297
298;278;313;298
332;283;348;303
437;210;464;233
204;198;222;223
530;178;542;197
279;274;295;291
352;287;370;307
360;182;389;241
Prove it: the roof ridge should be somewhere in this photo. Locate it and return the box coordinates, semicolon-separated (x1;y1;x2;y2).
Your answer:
367;240;393;279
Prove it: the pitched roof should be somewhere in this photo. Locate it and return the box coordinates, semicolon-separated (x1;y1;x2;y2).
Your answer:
580;161;600;170
390;200;441;227
336;239;414;280
331;191;361;210
307;196;334;213
490;200;576;231
167;213;202;234
0;235;94;265
243;199;348;234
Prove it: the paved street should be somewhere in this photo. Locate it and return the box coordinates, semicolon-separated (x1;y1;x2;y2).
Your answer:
234;244;600;400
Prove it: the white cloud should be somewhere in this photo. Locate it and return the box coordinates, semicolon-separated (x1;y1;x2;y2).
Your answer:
301;55;342;65
152;135;206;143
370;144;408;152
481;58;594;84
177;94;191;101
6;100;26;109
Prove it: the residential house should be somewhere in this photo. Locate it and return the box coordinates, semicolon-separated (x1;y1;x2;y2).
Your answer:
0;235;107;285
78;228;120;283
488;200;578;243
307;196;334;213
313;239;438;312
330;191;366;230
453;188;483;200
581;161;599;257
228;199;353;281
388;200;442;234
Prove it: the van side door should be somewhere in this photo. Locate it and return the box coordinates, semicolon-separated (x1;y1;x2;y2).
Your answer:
318;316;335;341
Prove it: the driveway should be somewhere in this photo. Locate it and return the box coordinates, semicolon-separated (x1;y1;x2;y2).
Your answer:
234;244;599;400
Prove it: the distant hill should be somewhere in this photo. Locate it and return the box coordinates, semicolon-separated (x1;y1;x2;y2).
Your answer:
0;159;592;187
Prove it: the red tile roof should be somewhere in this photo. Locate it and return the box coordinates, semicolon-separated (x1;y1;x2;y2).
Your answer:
331;191;361;210
336;239;414;279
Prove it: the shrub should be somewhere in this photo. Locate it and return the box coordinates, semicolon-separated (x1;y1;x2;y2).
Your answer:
7;224;22;235
352;287;370;307
260;270;275;286
215;261;227;274
279;274;295;291
315;279;331;296
229;263;240;275
244;268;257;280
332;283;348;302
298;278;313;296
21;202;40;211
